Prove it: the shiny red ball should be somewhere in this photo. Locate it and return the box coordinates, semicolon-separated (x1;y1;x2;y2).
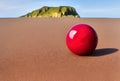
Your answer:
66;24;98;56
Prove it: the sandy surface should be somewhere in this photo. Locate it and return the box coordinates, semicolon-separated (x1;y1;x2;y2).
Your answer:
0;18;120;81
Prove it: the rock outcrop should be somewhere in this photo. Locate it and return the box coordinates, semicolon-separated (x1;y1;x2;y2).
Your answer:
21;6;80;18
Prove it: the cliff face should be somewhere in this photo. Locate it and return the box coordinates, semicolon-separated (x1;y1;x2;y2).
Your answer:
21;6;80;18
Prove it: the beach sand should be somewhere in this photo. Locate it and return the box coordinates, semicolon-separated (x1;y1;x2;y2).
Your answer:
0;18;120;81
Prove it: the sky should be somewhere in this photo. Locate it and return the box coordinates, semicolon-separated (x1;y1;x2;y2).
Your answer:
0;0;120;18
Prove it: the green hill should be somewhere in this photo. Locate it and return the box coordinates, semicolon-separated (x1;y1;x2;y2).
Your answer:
21;6;80;18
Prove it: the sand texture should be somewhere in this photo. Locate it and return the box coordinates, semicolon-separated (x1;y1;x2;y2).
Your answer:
0;18;120;81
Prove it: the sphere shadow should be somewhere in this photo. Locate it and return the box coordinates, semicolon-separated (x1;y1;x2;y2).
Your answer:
91;48;119;56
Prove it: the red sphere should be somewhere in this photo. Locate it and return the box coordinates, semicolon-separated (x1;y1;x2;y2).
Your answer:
66;24;98;56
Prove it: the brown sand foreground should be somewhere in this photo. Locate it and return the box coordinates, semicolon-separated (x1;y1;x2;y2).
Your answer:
0;18;120;81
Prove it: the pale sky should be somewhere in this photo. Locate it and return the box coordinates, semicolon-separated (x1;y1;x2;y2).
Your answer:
0;0;120;18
